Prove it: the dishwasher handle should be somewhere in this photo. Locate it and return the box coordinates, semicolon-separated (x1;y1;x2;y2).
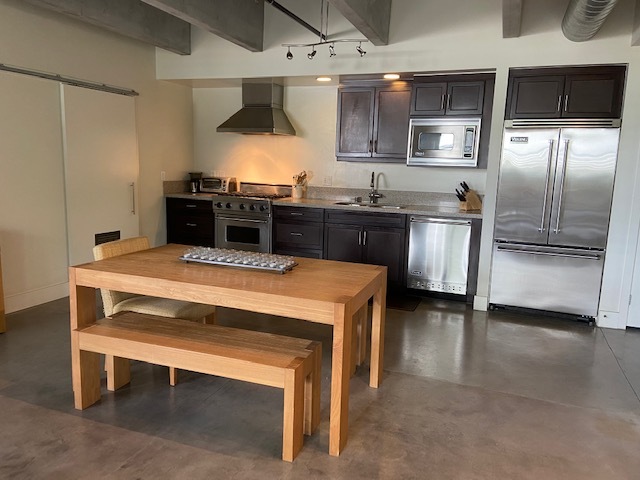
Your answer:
410;216;471;226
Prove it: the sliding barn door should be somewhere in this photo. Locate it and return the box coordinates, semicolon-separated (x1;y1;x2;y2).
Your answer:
61;85;139;266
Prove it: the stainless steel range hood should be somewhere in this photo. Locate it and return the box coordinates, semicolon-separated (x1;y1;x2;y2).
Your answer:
217;79;296;135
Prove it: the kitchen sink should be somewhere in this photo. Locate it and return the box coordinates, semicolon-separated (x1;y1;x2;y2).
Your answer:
333;201;404;209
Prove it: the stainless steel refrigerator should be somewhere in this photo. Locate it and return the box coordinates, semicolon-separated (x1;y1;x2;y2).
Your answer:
490;120;620;318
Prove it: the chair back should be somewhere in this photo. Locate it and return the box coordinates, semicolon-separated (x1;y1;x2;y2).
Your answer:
92;236;150;316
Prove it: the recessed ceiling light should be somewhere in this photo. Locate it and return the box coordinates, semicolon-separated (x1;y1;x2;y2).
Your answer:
316;76;332;82
384;73;400;80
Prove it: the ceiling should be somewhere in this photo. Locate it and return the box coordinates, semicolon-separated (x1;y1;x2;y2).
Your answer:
20;0;640;56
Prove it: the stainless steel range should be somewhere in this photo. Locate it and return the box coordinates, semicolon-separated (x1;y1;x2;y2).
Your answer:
214;182;291;253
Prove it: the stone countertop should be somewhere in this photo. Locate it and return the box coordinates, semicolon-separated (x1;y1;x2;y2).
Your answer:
273;198;482;219
164;194;482;220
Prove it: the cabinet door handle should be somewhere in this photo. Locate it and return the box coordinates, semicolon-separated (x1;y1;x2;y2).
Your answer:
440;94;446;111
369;139;372;153
290;232;303;236
185;204;197;208
363;230;367;246
556;95;562;112
289;212;303;216
446;94;452;111
358;231;362;246
373;139;378;153
563;95;569;112
186;223;198;227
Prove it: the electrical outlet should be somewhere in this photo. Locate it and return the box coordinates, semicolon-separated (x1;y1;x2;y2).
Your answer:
323;176;332;186
160;171;166;181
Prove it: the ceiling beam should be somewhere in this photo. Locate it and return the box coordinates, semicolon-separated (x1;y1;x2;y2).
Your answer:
329;0;391;46
503;0;523;38
633;0;640;45
140;0;264;52
22;0;191;55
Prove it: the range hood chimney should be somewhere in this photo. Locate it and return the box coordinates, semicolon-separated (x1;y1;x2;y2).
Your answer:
217;79;296;135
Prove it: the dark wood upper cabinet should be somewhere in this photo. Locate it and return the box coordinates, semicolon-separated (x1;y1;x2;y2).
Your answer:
506;66;625;119
336;82;411;163
410;82;447;115
411;80;484;116
336;88;375;157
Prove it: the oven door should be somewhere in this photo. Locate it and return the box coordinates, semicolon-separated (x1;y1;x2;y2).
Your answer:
215;215;271;253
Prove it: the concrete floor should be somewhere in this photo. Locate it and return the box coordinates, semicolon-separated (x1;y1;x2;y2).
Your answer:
1;296;639;479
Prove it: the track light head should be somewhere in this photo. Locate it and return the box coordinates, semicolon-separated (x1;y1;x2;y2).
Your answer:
329;43;336;57
356;42;366;57
307;48;317;60
286;47;293;60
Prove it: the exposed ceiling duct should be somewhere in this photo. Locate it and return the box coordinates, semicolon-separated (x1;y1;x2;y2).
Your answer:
562;0;620;42
216;80;296;136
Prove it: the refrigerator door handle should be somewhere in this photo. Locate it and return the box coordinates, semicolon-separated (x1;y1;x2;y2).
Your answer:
496;246;601;261
538;139;554;233
553;139;570;234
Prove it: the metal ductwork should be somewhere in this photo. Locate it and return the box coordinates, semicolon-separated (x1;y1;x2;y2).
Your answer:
562;0;620;42
216;79;296;135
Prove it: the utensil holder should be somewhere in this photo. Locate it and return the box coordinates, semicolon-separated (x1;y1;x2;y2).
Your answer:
459;190;482;211
292;184;305;199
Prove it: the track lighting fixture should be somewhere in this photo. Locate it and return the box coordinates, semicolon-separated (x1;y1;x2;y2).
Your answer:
281;0;368;61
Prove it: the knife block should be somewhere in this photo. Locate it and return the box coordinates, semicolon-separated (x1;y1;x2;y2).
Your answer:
459;190;482;211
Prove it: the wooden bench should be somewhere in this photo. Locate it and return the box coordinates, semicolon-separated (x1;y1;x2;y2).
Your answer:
73;311;321;462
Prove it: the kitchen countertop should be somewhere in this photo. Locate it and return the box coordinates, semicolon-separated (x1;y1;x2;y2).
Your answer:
274;197;482;219
165;193;482;219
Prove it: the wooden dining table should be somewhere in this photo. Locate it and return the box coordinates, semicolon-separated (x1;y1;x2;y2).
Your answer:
69;244;387;456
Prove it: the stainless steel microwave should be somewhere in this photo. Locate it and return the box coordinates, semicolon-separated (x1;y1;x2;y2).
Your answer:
407;117;481;167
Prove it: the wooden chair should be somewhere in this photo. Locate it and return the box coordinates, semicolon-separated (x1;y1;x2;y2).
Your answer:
93;236;216;386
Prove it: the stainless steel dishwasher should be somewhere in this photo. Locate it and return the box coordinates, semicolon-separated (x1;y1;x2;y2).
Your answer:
407;216;471;294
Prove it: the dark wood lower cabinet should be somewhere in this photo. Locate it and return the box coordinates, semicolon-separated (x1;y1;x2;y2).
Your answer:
273;206;324;259
166;197;214;247
324;211;407;287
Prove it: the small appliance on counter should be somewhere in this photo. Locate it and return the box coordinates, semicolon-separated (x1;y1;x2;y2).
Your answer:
199;176;237;193
189;172;203;193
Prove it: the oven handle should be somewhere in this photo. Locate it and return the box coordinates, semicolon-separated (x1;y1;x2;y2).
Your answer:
216;216;268;224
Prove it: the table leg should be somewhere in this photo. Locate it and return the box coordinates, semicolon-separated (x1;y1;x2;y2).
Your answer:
329;304;353;456
69;274;101;409
370;282;387;388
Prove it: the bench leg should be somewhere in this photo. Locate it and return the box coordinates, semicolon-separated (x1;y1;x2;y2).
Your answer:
105;355;131;391
282;365;305;462
203;308;217;325
169;367;178;386
305;343;322;436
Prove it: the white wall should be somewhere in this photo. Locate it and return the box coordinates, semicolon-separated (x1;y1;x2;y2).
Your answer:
0;0;193;313
161;0;640;328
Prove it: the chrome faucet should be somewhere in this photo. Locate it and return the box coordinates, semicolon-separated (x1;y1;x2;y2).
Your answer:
368;171;383;204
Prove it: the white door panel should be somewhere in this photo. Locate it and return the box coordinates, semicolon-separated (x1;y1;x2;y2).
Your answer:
62;85;139;266
629;226;640;328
